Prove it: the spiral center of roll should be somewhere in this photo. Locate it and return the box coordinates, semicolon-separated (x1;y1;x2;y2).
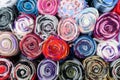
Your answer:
66;67;76;78
24;2;32;10
92;66;100;73
1;39;11;49
0;65;7;74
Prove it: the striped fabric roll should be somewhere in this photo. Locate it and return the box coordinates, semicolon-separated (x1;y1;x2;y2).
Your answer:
97;40;120;62
17;0;38;15
92;0;118;13
42;35;69;61
0;58;13;80
94;12;120;41
57;18;79;41
37;0;59;15
59;59;84;80
0;32;19;57
74;36;96;58
83;56;109;80
37;59;58;80
13;59;36;80
11;14;35;40
20;33;43;59
35;15;58;40
76;7;99;34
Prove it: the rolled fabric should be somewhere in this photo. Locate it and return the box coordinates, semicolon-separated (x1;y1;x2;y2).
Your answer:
57;18;79;41
20;33;43;59
75;7;99;34
92;0;118;13
0;7;15;30
37;59;58;80
0;58;13;80
94;12;120;41
0;32;19;57
74;36;96;58
17;0;38;15
112;0;120;15
59;59;84;80
11;14;34;40
42;35;69;61
110;58;120;80
35;15;58;40
83;56;109;80
58;0;87;18
37;0;58;15
0;0;17;8
13;59;36;80
97;40;120;62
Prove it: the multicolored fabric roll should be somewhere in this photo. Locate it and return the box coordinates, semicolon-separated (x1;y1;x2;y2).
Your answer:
17;0;38;15
20;33;42;59
58;0;87;18
92;0;118;13
37;59;58;80
42;35;69;61
35;15;58;40
37;0;59;15
97;40;120;62
13;59;36;80
83;56;109;80
11;14;34;40
74;36;96;58
75;7;99;34
0;32;19;57
0;7;15;30
57;18;79;41
94;12;120;41
0;58;13;80
112;0;120;15
110;58;120;80
0;0;17;8
59;59;84;80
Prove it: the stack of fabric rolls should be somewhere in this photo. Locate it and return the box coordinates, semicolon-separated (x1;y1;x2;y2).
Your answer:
0;0;120;80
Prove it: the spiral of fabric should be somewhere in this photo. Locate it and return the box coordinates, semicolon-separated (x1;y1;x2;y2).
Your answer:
35;15;58;40
42;35;69;61
20;33;43;59
94;12;120;41
37;59;58;80
11;14;34;40
83;56;109;80
13;59;36;80
74;36;96;58
0;32;19;57
59;59;84;80
37;0;58;15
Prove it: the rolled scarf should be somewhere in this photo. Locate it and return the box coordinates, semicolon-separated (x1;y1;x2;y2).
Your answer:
0;58;13;80
13;59;36;80
94;12;120;41
74;36;96;58
83;56;109;80
110;58;120;80
97;40;120;62
59;59;84;80
58;0;87;18
20;33;43;59
0;7;15;30
92;0;118;13
0;0;17;8
57;18;79;42
35;15;58;40
42;35;69;61
75;7;99;34
11;14;35;40
37;0;59;15
0;32;19;57
112;0;120;15
37;59;58;80
17;0;38;15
